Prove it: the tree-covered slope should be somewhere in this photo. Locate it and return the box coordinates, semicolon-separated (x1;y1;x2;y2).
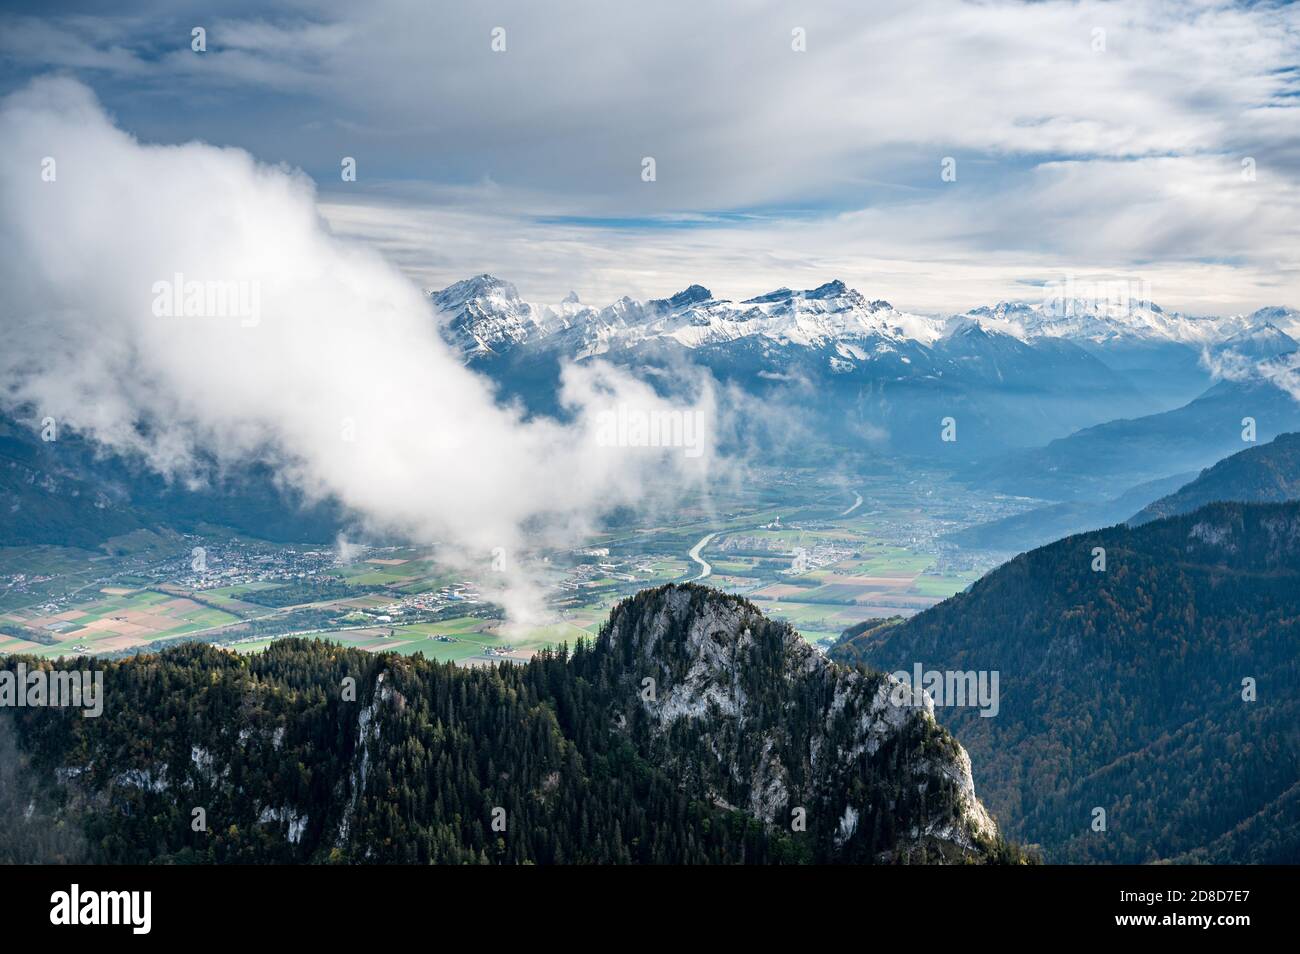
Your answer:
964;378;1300;501
1;585;1022;865
0;409;344;548
945;471;1193;554
832;502;1300;863
1131;431;1300;525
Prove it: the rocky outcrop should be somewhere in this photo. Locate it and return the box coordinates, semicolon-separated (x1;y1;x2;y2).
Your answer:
597;584;998;862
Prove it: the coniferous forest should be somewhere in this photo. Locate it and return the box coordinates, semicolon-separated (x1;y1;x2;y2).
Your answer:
1;586;1029;865
833;501;1300;864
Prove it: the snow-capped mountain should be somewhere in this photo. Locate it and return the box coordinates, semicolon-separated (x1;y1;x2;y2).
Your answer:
430;274;1297;359
1210;322;1298;361
1243;306;1300;342
430;274;595;357
426;276;1299;461
429;275;945;361
955;299;1255;346
622;280;947;352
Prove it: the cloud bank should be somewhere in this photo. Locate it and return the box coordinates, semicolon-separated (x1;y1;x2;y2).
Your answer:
1201;346;1300;403
2;1;1296;311
0;77;718;622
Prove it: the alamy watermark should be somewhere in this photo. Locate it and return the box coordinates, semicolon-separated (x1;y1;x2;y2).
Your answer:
1;663;103;717
890;663;999;718
50;884;150;934
1042;273;1152;319
152;272;261;327
595;404;707;459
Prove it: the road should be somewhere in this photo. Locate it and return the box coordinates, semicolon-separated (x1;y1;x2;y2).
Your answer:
840;492;863;517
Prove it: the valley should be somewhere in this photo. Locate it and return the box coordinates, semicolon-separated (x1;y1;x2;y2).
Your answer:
0;462;1023;663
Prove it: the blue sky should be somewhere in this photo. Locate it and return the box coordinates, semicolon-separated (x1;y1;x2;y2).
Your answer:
2;0;1298;311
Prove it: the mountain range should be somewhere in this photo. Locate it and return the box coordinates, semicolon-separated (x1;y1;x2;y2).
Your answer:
832;500;1300;863
1131;431;1300;525
429;275;1299;462
946;430;1300;553
6;277;1298;552
964;376;1300;501
432;274;1300;360
4;274;1298;554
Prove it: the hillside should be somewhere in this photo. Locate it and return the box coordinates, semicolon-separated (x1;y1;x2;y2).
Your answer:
945;472;1193;553
832;502;1300;863
1;584;1021;865
0;414;146;547
0;409;344;548
1131;432;1300;524
964;378;1300;500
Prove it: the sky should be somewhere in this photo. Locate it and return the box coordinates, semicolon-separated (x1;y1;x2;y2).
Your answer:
1;0;1298;312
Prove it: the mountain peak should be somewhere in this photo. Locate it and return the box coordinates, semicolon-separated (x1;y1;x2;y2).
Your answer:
942;316;998;340
744;279;855;305
649;284;713;311
807;279;848;299
1248;306;1299;323
430;273;520;311
744;286;794;304
598;583;998;859
1224;321;1291;340
1214;321;1298;359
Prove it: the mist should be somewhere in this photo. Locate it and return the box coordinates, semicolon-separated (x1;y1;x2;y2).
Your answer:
1201;347;1300;403
0;77;719;623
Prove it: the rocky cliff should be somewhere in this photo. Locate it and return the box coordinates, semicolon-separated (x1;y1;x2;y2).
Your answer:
597;585;998;862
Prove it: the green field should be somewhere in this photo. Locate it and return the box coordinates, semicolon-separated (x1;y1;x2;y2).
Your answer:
910;574;976;598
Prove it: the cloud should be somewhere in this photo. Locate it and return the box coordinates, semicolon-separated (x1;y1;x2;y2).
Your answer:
6;1;1299;201
0;77;718;623
1201;345;1300;403
318;168;1300;315
1;1;1297;310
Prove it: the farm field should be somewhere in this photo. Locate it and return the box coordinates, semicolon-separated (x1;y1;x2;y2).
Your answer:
3;588;240;658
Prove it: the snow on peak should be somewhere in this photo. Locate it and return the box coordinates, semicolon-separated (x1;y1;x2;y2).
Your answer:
745;279;853;304
650;284;713;311
429;273;596;357
951;298;1255;346
1212;322;1298;359
427;275;1294;362
428;276;945;356
431;273;520;312
1244;306;1300;341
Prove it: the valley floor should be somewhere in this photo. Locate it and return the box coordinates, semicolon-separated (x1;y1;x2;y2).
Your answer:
0;463;1032;661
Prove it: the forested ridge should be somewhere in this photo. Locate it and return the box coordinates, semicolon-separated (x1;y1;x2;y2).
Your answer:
1;585;1027;865
833;501;1300;863
1131;431;1300;524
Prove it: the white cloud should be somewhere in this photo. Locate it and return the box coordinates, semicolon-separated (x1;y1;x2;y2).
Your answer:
2;1;1297;310
1201;345;1300;402
0;77;719;623
318;157;1300;315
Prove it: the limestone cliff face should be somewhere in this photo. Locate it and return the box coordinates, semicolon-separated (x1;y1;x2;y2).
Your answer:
598;584;997;862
